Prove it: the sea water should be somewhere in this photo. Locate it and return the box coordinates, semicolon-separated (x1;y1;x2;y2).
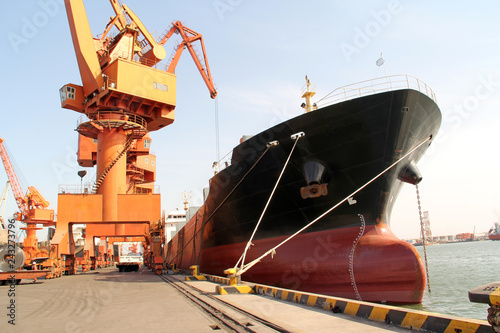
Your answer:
401;240;500;320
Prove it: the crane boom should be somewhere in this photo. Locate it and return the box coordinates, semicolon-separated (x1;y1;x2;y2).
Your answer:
64;0;105;97
0;138;27;216
161;21;217;99
61;0;217;131
121;4;166;64
109;0;127;31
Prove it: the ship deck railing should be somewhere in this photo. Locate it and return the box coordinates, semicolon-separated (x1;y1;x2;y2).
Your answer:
317;74;437;107
213;150;233;174
213;75;436;175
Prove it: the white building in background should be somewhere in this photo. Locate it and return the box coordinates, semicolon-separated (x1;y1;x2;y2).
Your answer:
72;225;86;246
422;211;432;243
165;209;187;243
165;206;201;242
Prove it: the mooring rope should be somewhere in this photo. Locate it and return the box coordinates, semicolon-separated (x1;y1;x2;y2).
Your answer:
416;184;431;293
236;135;432;276
235;133;304;271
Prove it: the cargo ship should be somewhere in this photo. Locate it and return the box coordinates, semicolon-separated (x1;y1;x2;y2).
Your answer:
165;74;442;304
488;223;500;240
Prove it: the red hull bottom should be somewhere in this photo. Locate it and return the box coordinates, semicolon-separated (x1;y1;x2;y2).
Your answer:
197;224;426;304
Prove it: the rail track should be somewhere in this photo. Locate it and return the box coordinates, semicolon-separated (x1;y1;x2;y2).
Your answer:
158;274;290;333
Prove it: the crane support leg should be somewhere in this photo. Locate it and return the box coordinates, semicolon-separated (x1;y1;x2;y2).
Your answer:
96;128;127;225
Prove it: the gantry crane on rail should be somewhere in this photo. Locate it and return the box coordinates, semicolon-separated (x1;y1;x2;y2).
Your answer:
0;137;64;278
53;0;216;275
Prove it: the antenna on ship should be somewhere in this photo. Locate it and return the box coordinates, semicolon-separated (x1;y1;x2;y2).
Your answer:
182;191;191;211
300;75;317;113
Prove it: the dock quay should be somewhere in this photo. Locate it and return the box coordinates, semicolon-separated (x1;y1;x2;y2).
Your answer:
0;266;491;333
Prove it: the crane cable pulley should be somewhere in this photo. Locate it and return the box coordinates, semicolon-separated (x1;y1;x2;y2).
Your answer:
235;135;432;277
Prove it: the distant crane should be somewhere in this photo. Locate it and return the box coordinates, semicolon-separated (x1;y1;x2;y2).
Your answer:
0;136;62;277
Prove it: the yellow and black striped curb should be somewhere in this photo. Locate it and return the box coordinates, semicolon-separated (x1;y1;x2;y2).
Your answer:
204;274;231;285
254;285;491;333
216;284;254;295
185;275;207;281
201;274;255;294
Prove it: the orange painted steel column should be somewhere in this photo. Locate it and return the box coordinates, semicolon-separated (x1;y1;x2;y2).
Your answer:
21;225;40;266
96;128;127;235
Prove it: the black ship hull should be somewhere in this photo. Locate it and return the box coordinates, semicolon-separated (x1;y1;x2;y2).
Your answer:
166;86;441;304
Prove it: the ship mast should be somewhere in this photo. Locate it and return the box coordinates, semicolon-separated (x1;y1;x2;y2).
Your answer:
183;191;191;211
301;75;317;113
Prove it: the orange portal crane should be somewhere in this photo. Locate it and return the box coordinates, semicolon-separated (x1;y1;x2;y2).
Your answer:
55;0;216;275
0;137;63;278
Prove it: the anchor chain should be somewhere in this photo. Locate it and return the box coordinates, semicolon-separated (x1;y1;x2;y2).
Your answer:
349;214;366;301
416;184;431;293
488;305;500;333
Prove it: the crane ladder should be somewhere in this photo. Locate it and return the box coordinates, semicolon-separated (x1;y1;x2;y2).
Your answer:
92;134;137;194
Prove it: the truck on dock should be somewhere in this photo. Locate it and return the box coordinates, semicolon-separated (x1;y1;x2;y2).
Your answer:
113;242;143;272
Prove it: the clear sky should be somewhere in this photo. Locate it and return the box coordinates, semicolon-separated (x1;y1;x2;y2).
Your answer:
1;0;499;241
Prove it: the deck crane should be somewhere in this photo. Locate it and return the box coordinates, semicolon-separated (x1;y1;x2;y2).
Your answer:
54;0;217;275
0;137;63;278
